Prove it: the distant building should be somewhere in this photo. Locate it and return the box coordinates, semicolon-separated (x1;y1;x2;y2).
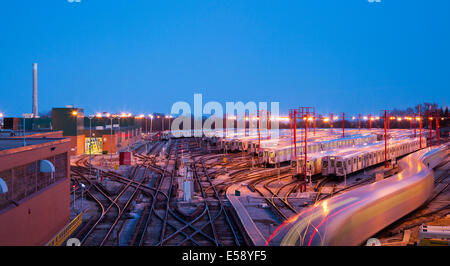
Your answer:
52;107;85;155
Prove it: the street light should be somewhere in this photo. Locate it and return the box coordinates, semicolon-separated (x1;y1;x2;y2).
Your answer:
149;114;153;133
80;183;86;212
163;115;169;131
88;114;95;178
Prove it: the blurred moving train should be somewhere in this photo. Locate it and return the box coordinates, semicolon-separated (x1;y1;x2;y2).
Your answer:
266;144;449;246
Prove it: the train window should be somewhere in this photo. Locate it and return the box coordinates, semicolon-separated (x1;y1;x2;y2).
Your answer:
359;157;361;162
323;160;328;167
336;161;342;168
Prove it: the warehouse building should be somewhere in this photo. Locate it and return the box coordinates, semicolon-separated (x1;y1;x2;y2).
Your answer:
0;137;71;245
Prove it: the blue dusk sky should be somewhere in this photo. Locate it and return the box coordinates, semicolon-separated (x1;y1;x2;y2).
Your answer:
0;0;449;117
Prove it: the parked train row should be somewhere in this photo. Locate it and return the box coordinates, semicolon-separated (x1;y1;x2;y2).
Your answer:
261;134;378;165
322;136;427;177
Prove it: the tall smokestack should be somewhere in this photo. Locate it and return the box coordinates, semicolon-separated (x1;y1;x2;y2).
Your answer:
32;63;38;117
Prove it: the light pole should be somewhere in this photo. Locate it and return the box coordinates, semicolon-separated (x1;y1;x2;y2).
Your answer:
169;115;173;132
88;115;94;178
145;116;148;133
72;184;76;211
163;115;169;132
80;183;85;212
149;114;153;133
157;116;160;132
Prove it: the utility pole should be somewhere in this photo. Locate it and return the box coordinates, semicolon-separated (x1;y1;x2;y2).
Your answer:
383;110;390;168
358;114;361;131
330;113;334;134
414;113;417;137
429;116;433;147
313;107;316;136
342;112;345;138
419;105;422;149
436;113;440;145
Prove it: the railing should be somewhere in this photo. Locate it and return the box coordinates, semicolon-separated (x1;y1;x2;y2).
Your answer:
46;212;84;246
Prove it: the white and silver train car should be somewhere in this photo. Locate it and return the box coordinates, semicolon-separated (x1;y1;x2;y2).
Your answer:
261;134;378;166
322;136;427;177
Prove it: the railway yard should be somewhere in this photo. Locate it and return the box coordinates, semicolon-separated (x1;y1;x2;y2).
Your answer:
67;128;450;246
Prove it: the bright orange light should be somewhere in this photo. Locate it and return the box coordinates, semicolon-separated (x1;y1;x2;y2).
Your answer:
322;200;329;215
96;113;102;118
352;116;356;120
323;117;329;122
0;113;4;118
363;116;368;120
397;117;402;121
72;111;78;116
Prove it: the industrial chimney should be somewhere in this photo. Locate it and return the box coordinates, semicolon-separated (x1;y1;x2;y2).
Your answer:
32;63;38;117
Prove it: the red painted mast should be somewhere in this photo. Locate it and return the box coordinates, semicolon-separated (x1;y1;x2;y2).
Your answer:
384;110;389;167
304;111;308;188
293;110;297;171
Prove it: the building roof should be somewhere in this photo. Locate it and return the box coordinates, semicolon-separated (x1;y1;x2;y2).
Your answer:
0;137;69;152
0;129;56;138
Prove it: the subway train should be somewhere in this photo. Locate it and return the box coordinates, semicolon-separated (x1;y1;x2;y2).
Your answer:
266;144;449;246
261;134;377;165
322;136;428;177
